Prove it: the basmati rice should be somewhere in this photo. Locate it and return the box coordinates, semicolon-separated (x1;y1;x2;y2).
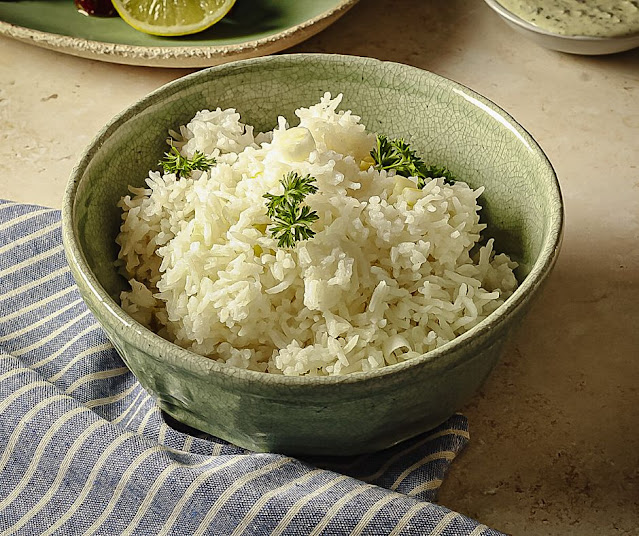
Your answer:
116;93;518;376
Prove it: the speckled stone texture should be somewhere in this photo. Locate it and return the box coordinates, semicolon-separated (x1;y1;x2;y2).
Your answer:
62;54;562;456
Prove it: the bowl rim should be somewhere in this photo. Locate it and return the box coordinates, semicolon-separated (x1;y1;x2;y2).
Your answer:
482;0;639;42
62;52;564;387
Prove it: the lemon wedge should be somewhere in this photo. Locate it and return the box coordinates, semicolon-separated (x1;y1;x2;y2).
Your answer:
112;0;237;37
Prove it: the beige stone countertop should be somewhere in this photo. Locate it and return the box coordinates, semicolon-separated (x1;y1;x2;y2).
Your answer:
1;1;638;534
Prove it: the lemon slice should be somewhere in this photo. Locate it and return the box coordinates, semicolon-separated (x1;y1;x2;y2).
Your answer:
112;0;237;37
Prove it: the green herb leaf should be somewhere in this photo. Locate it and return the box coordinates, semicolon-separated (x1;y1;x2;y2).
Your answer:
263;172;319;248
159;145;216;178
263;172;318;218
370;134;455;187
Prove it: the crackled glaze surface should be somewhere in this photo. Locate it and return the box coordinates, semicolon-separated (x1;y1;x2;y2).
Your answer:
62;54;562;455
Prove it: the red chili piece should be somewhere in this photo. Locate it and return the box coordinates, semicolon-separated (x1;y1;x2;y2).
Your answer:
74;0;117;17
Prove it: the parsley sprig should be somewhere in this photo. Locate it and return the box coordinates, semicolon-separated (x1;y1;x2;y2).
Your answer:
263;172;319;248
370;134;455;187
159;146;216;178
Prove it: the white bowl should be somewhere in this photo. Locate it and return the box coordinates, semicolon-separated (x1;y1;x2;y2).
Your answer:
483;0;639;55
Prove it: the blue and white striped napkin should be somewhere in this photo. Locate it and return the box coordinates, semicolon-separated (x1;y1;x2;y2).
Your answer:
0;199;503;536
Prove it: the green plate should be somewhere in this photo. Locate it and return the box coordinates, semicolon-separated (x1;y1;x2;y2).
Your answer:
0;0;358;67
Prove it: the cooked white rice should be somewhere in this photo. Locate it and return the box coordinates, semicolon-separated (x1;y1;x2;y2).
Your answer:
116;93;518;376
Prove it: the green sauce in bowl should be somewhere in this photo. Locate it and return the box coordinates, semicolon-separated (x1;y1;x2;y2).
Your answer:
497;0;639;37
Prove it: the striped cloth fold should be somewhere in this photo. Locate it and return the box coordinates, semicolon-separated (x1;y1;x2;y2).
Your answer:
0;200;502;536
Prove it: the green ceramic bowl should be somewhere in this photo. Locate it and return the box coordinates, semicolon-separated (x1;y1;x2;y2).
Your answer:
62;54;563;456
